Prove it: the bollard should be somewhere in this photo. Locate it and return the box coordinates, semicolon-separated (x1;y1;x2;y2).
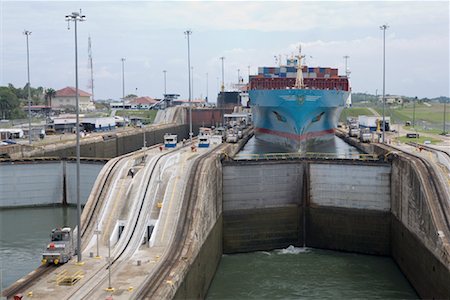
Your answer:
90;252;94;258
137;260;141;266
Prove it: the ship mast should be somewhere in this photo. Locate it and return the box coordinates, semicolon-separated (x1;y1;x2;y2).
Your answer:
294;45;305;89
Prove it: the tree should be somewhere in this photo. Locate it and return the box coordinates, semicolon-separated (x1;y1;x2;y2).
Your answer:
0;87;24;119
45;88;56;108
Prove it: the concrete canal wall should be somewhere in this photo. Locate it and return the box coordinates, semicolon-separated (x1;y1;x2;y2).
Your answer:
0;159;106;208
220;158;450;299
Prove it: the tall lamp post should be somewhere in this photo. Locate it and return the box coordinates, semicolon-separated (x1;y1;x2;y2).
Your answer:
184;30;193;142
444;99;447;134
163;70;167;96
121;58;126;114
65;11;86;263
23;30;32;145
220;57;225;92
380;24;389;143
206;72;208;102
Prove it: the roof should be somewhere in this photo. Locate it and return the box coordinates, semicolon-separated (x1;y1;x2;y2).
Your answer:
129;97;158;105
174;99;206;103
56;87;92;97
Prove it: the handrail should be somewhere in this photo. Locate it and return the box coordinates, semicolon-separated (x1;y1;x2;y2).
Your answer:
232;152;379;161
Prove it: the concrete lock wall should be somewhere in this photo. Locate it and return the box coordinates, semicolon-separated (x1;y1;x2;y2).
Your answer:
31;124;190;159
222;161;392;255
223;162;305;253
0;160;105;208
307;163;391;255
390;156;450;299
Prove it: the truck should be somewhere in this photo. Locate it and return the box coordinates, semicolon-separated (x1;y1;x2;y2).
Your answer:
348;121;359;137
359;128;371;143
358;115;390;132
42;227;74;265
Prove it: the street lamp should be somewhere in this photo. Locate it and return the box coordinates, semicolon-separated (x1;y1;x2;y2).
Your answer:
163;70;167;96
184;30;193;142
380;24;389;143
121;58;126;113
413;96;417;128
65;10;86;263
205;72;208;102
220;57;225;92
23;30;32;145
237;68;240;84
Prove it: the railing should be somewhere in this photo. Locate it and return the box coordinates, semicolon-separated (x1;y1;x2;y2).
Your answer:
232;152;379;161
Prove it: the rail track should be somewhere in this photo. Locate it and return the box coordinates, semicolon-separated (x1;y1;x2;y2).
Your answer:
134;144;225;299
387;144;450;232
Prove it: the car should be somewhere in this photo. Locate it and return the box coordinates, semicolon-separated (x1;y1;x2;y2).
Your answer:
2;140;17;145
424;140;431;145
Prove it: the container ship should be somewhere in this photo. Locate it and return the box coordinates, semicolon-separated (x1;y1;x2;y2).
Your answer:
249;50;350;152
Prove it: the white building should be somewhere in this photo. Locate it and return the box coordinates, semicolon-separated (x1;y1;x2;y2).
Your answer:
53;87;95;111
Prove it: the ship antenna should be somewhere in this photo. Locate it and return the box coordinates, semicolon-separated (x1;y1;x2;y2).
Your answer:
294;44;305;89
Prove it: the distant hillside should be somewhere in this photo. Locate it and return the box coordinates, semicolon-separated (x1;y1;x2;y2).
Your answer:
351;92;449;104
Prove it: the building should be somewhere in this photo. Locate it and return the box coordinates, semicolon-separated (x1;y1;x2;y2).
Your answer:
53;87;95;111
379;95;404;105
128;97;159;109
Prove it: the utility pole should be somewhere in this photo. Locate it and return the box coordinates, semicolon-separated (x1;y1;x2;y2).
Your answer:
88;36;94;103
443;98;447;134
206;72;208;102
184;30;193;142
413;96;417;128
121;58;126;112
380;24;389;143
220;56;225;92
24;30;32;145
163;70;167;96
65;10;86;263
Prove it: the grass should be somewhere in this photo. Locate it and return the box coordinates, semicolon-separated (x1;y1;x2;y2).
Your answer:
395;135;442;144
339;107;375;122
374;103;448;124
115;110;158;124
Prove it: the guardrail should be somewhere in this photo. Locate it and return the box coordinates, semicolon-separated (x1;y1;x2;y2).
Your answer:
232;152;379;161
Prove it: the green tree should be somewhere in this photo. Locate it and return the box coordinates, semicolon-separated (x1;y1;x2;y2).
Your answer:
45;88;56;107
0;87;24;119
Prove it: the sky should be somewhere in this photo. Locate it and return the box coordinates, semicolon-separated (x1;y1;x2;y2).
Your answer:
1;1;449;102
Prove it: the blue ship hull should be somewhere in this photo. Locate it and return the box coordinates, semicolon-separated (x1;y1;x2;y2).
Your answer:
249;89;350;152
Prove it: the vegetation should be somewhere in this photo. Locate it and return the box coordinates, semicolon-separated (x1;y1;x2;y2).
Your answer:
339;107;375;122
116;110;158;124
0;87;25;119
395;135;441;144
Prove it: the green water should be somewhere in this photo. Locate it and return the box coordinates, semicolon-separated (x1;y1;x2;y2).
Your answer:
207;246;418;299
0;206;78;289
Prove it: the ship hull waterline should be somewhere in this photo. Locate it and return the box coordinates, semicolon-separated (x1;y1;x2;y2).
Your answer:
249;88;350;152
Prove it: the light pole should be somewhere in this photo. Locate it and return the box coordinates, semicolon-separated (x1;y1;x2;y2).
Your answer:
206;72;208;102
121;58;126;114
413;96;417;128
444;99;447;134
23;30;32;145
237;68;240;84
220;57;225;92
191;66;194;100
163;70;167;96
65;10;86;263
247;65;250;82
380;24;389;143
184;30;193;142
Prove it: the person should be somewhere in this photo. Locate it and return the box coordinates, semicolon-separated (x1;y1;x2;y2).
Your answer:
128;168;135;178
